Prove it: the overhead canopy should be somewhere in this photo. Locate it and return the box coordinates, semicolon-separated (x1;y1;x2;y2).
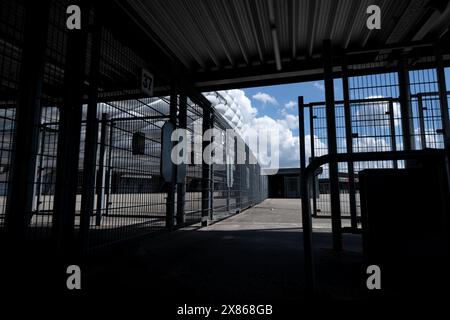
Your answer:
116;0;450;91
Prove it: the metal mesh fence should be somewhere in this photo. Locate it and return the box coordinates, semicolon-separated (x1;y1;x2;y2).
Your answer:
210;104;268;222
302;48;449;223
0;0;269;251
184;101;203;224
26;0;70;239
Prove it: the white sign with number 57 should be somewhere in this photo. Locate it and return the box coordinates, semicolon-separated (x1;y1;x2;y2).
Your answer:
141;69;154;97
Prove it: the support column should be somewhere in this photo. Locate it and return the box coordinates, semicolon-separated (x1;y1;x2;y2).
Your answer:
435;45;450;152
417;95;427;150
235;137;241;212
323;40;342;251
166;90;178;229
52;0;89;252
95;114;108;226
201;105;212;226
210;113;215;220
79;18;101;251
5;0;50;241
434;44;450;202
398;54;416;157
342;57;358;231
388;100;399;169
176;94;187;225
298;96;315;291
308;105;318;217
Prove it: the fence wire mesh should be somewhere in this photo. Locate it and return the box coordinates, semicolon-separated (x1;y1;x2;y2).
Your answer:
302;49;449;224
0;0;268;249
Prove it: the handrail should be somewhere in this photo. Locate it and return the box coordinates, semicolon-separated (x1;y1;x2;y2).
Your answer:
301;149;446;292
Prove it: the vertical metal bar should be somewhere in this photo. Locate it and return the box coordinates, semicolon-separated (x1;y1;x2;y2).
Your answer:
342;57;358;230
5;0;50;241
235;136;241;212
95;113;108;226
388;100;399;169
323;39;342;251
210;113;215;220
176;94;187;225
34;129;47;216
308;105;318;217
434;43;450;201
398;54;416;156
435;44;450;149
202;104;212;226
52;0;89;252
166;91;178;229
417;95;427;150
225;129;233;214
298;96;315;292
79;17;101;251
226;134;230;213
104;120;114;216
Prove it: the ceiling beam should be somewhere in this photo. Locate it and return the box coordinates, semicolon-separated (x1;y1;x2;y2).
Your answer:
245;0;265;64
220;0;249;65
343;0;365;49
291;0;297;60
268;0;282;70
307;0;320;56
200;1;234;67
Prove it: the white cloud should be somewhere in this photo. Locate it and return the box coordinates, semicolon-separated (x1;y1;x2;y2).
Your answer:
211;90;334;168
278;114;299;130
241;115;300;168
284;100;297;110
207;90;309;169
414;127;444;149
355;96;401;128
353;136;390;152
313;82;324;91
252;92;278;105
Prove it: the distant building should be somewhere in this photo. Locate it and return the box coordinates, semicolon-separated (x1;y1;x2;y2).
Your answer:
268;168;301;198
268;168;358;198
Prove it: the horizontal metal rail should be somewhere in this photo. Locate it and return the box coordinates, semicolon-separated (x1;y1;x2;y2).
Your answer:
307;96;399;107
301;149;446;293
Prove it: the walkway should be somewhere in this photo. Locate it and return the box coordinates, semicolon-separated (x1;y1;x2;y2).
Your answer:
86;199;363;302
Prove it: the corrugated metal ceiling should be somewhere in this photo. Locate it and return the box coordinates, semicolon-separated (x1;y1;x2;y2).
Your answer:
122;0;450;89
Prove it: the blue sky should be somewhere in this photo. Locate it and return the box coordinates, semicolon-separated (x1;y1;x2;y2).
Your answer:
243;81;326;138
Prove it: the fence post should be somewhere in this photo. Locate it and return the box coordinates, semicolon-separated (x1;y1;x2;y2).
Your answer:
166;90;178;229
176;94;187;225
5;0;50;241
95;113;108;226
298;96;315;292
210;113;215;220
388;100;399;169
52;0;90;253
79;16;101;252
323;39;342;251
202;105;212;226
435;45;450;151
235;137;241;212
434;43;450;201
417;95;427;150
342;56;358;231
398;54;416;160
308;105;318;217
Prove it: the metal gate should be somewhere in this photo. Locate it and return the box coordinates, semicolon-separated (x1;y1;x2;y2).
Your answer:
300;47;450;226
